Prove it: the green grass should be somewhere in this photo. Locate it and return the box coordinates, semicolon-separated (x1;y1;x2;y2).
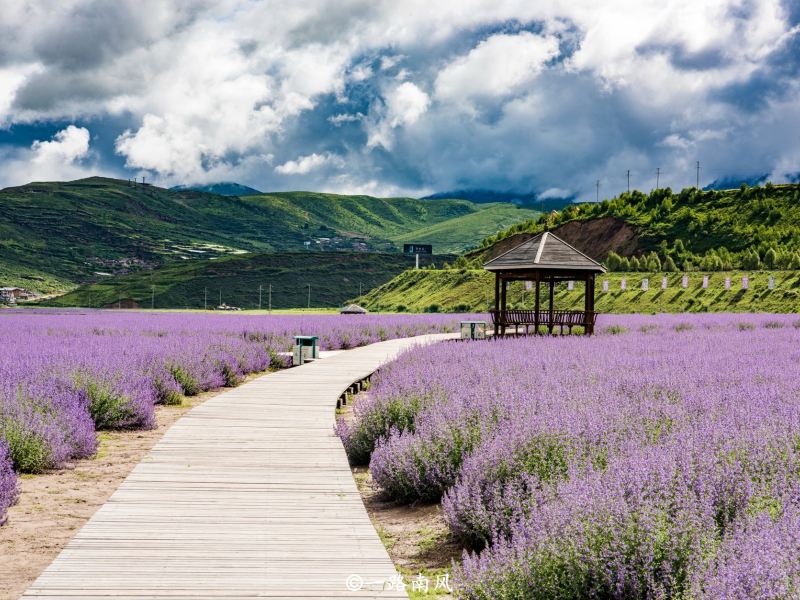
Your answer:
390;203;539;254
361;269;800;313
43;252;452;309
0;176;534;294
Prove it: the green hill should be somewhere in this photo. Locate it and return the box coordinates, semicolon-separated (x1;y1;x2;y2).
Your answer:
45;252;450;309
389;203;539;254
0;176;538;294
479;183;800;270
360;269;800;314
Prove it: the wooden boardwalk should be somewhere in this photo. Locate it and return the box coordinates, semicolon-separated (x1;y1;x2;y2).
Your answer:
24;334;455;599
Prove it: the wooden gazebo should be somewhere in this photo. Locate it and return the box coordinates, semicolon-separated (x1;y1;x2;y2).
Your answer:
484;231;606;336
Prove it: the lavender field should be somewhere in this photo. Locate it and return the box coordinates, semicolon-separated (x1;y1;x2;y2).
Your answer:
0;310;465;524
339;313;800;599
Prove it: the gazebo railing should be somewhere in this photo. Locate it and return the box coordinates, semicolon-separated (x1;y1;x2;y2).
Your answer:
489;309;597;335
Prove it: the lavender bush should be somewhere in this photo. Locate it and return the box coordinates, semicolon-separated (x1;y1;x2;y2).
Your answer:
339;313;800;598
0;441;17;525
0;310;464;476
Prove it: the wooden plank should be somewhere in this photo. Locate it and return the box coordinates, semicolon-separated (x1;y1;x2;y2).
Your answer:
23;334;456;599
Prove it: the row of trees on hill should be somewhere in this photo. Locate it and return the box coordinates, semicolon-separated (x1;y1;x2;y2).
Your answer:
605;244;800;272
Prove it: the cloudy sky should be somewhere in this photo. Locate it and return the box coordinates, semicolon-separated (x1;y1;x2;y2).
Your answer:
0;0;798;199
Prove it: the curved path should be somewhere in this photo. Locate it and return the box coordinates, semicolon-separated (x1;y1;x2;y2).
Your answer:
25;334;455;599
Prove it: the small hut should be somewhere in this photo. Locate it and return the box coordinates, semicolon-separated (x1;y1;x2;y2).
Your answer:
483;231;606;335
340;303;368;314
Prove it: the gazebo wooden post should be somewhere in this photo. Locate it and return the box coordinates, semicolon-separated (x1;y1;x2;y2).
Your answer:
585;274;596;335
494;271;500;312
534;271;541;335
548;277;555;334
500;276;508;336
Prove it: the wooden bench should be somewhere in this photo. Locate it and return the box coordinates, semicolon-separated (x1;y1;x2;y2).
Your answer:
490;309;597;336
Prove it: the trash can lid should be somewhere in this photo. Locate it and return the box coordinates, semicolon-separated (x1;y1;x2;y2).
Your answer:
294;335;318;342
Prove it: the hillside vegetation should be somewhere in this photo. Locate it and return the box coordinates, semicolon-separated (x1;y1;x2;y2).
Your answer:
360;269;800;314
45;252;447;309
0;177;536;293
480;183;800;270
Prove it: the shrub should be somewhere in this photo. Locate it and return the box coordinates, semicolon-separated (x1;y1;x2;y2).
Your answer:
74;372;155;430
0;441;17;526
169;364;201;396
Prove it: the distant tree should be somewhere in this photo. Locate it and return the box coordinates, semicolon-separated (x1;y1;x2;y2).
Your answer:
673;239;685;255
663;256;678;272
629;256;642;271
789;253;800;270
618;256;631;272
605;251;622;271
741;249;761;270
763;247;778;269
647;252;662;272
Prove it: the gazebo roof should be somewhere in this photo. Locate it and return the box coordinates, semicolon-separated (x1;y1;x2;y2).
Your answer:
483;231;606;273
340;303;368;314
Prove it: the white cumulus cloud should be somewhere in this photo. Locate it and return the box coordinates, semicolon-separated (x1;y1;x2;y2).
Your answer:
275;152;344;175
435;32;560;104
0;125;98;187
367;81;430;149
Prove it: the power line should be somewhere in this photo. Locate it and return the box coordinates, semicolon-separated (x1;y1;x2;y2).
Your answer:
696;161;701;189
627;169;630;194
656;167;661;190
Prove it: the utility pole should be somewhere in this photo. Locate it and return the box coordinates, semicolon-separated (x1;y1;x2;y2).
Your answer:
596;179;600;203
219;289;222;307
258;284;262;310
268;284;272;313
627;169;630;194
151;285;155;309
696;161;701;189
656;168;661;190
359;281;362;297
307;284;311;309
204;287;208;311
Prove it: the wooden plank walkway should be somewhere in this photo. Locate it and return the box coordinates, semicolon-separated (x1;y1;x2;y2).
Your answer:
24;334;455;599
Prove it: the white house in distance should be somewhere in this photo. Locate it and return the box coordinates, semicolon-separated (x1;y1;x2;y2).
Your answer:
0;287;33;304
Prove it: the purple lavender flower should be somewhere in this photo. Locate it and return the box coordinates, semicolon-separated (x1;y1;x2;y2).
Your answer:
339;313;800;597
0;441;17;526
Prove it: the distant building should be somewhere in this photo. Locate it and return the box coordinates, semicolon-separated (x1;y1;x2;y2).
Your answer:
0;287;31;304
403;243;432;255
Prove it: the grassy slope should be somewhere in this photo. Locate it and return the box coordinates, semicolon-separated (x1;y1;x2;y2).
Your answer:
44;252;448;309
361;269;800;313
479;183;800;258
389;203;539;254
0;177;530;293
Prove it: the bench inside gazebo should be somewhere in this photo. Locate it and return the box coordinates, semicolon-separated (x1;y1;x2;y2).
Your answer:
484;231;606;336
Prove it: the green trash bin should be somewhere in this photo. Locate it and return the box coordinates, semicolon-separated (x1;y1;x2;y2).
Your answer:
293;335;319;365
460;321;487;340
